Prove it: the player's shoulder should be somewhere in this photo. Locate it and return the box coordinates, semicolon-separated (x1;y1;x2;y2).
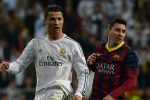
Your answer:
123;42;138;58
33;35;45;41
123;42;135;52
64;34;80;45
63;34;83;51
28;36;46;46
32;35;45;42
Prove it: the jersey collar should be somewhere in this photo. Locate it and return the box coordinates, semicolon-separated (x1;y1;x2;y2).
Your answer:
105;41;125;52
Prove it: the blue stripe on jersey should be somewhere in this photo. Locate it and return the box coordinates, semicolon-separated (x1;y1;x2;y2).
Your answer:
97;51;111;96
119;47;129;88
107;49;121;93
81;69;89;96
107;48;119;93
107;55;117;93
107;45;128;93
91;45;106;100
107;75;114;93
95;48;110;98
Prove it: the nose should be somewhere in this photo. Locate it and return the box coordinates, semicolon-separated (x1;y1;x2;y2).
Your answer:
118;33;123;37
54;19;59;24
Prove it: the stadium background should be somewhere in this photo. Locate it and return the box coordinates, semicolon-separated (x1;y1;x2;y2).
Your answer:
0;0;150;100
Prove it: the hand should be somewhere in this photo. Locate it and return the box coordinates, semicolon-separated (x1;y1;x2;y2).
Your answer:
87;53;99;65
0;61;10;72
73;95;82;100
103;95;114;100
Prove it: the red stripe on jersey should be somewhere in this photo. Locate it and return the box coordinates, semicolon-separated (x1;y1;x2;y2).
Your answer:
96;49;108;100
114;46;128;90
90;45;108;100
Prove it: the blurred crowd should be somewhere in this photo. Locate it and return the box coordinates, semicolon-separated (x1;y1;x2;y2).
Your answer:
0;0;150;100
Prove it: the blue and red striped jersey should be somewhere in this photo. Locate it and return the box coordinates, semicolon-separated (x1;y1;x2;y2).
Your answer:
89;42;139;100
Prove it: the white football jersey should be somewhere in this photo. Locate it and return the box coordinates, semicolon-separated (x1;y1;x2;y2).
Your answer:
7;34;89;97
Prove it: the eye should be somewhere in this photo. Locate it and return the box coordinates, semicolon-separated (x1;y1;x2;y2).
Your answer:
122;30;126;34
49;17;55;21
57;17;63;20
114;28;126;34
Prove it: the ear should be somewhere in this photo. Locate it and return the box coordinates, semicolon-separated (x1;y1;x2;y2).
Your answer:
62;18;64;24
106;29;109;35
43;18;47;25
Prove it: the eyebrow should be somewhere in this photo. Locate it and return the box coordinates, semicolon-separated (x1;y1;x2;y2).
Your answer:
114;28;126;32
49;16;63;18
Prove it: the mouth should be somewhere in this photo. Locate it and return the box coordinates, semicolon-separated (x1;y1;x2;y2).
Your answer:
116;37;123;41
54;26;59;28
53;27;60;31
116;38;123;43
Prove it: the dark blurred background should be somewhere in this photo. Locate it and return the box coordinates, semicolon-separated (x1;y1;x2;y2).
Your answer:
0;0;150;100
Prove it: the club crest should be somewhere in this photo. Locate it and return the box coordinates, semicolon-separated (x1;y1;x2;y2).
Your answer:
113;55;120;61
59;48;66;55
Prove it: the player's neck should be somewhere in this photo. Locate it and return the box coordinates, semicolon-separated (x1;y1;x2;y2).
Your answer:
107;40;117;48
48;32;64;40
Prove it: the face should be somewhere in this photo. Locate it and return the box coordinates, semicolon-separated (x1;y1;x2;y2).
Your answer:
107;23;126;45
44;12;64;35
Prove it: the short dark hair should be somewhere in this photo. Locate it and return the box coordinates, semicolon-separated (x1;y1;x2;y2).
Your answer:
44;5;63;18
108;18;127;29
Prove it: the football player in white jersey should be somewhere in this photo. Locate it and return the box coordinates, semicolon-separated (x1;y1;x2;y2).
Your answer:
0;5;89;100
